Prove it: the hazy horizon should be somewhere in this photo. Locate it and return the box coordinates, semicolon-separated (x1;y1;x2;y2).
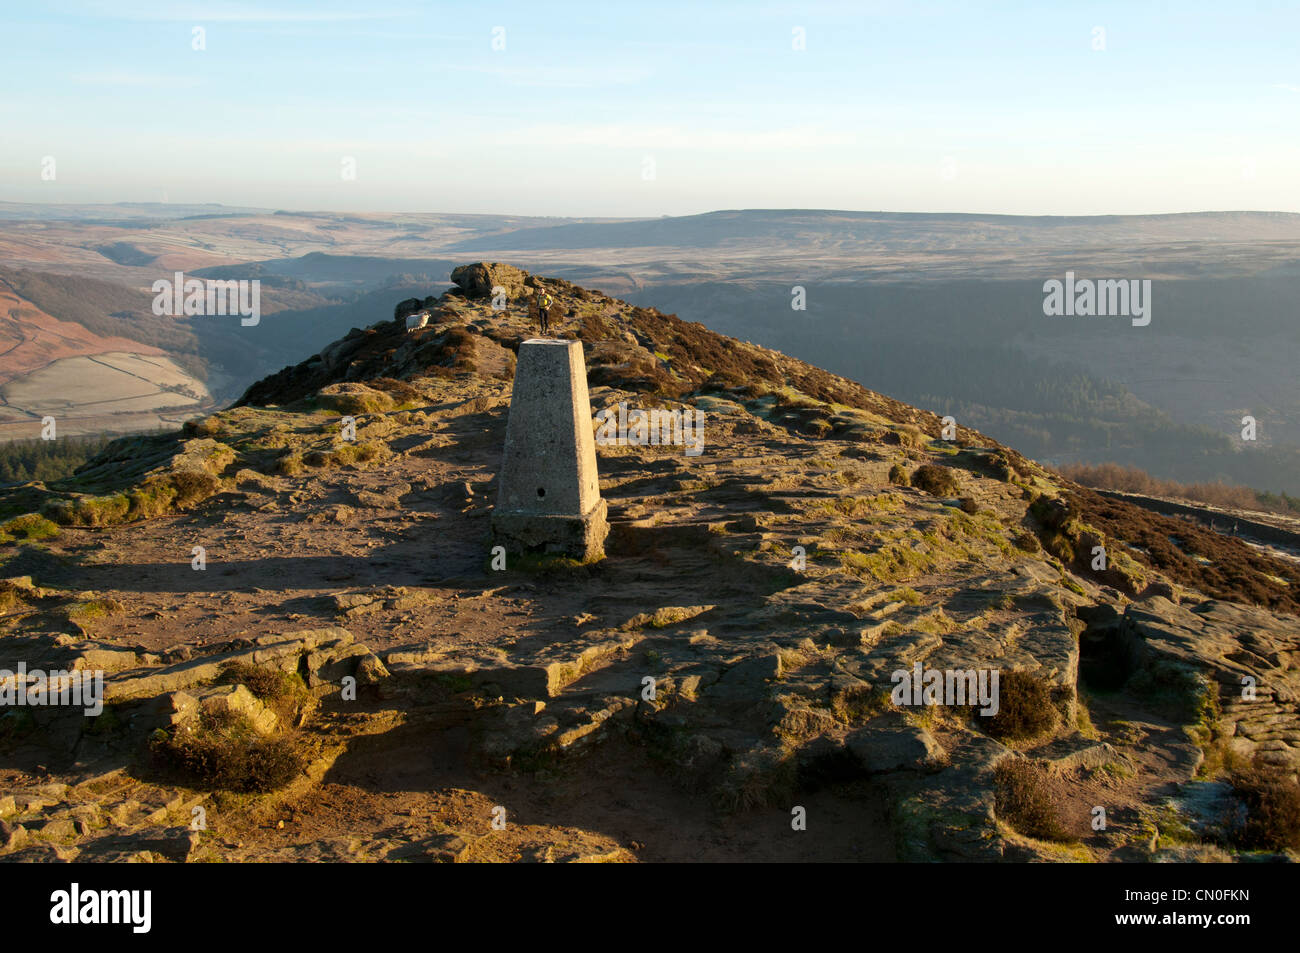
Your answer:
6;200;1300;221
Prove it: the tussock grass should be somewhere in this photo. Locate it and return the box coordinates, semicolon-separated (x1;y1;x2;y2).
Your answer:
886;587;923;605
302;441;387;469
67;598;123;624
983;670;1058;741
278;440;387;474
0;513;59;544
314;388;396;416
823;493;903;519
43;465;226;527
714;747;798;813
841;543;939;583
911;463;961;497
831;684;891;724
218;662;311;723
151;708;305;793
995;758;1070;841
1225;756;1300;851
44;493;130;527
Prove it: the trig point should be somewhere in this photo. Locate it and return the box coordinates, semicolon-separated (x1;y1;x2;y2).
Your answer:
491;339;608;561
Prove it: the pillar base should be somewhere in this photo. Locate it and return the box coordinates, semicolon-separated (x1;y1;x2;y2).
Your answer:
491;499;608;562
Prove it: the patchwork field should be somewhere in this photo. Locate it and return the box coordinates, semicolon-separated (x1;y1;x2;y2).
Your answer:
0;352;211;440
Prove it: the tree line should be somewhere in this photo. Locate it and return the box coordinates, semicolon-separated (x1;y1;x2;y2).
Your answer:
0;434;116;484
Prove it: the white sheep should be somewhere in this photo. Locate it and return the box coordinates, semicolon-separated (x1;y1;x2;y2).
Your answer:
405;310;430;333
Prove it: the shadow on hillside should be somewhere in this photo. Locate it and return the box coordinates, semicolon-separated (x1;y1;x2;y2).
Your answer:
316;715;898;862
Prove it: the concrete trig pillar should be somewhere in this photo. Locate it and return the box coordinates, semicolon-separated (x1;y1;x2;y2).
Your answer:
491;339;608;560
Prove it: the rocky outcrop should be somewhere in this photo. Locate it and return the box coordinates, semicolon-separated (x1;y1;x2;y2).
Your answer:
450;262;529;299
1119;597;1300;770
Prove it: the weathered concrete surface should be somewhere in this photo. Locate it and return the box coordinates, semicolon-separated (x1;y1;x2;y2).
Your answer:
492;339;608;560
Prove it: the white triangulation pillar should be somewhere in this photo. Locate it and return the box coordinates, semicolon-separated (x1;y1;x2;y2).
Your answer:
490;339;608;560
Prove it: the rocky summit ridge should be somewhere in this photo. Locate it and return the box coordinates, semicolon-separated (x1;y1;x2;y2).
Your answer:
0;261;1297;863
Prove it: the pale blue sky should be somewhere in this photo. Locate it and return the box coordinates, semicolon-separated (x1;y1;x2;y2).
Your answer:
2;0;1298;215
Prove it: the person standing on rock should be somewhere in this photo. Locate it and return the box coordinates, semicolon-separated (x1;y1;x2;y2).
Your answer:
537;289;554;337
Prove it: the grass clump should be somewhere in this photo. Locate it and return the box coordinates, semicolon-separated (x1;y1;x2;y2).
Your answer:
128;469;222;518
886;426;928;449
435;673;475;694
1147;802;1200;847
911;464;961;497
314;386;396;416
83;704;124;738
841;545;937;583
995;758;1070;841
274;450;304;476
887;587;923;605
1128;664;1218;727
159;469;221;508
831;684;891;724
39;464;224;527
151;707;306;793
826;493;903;519
888;463;910;487
714;746;798;813
1224;757;1300;851
44;493;130;527
1075;694;1100;739
981;670;1058;741
67;598;123;625
301;441;387;470
218;662;311;723
1013;531;1041;553
0;513;59;544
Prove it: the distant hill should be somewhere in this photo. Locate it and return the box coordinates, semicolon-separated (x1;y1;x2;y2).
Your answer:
2;205;1300;495
193;252;462;288
444;208;1300;262
0;201;271;222
0;274;169;381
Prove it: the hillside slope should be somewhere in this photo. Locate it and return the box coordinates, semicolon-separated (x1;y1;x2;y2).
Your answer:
0;276;212;440
0;262;1296;863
